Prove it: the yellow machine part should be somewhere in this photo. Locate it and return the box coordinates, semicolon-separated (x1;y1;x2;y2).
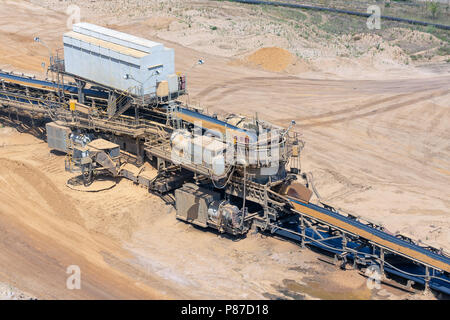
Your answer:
156;81;169;97
69;99;77;111
281;182;313;203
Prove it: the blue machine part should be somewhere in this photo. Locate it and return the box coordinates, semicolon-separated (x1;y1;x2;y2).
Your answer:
0;71;108;99
174;107;258;142
271;198;450;295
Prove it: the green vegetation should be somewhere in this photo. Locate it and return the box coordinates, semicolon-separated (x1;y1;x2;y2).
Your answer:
427;1;440;20
266;0;450;25
221;0;449;60
317;12;368;35
417;24;450;47
309;12;322;25
261;5;307;22
437;46;450;56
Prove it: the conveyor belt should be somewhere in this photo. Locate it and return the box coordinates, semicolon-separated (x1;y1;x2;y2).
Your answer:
1;72;254;139
271;197;450;294
273;223;450;295
174;107;251;138
0;71;108;98
289;198;450;273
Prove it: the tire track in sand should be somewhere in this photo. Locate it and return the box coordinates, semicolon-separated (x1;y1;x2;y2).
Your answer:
300;89;449;128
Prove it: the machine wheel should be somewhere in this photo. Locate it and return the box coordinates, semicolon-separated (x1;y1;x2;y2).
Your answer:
81;162;93;187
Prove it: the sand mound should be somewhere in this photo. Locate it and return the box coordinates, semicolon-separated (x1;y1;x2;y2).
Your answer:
231;47;310;74
144;17;175;30
0;158;83;225
387;28;443;47
246;47;295;72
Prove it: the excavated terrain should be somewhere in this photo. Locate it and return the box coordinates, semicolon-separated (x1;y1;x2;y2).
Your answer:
0;0;448;299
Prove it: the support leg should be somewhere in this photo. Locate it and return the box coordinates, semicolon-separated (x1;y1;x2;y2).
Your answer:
136;137;143;165
300;215;305;248
380;248;385;277
135;106;139;123
424;266;430;293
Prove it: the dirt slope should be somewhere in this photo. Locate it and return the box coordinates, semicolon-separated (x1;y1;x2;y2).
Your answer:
0;156;171;299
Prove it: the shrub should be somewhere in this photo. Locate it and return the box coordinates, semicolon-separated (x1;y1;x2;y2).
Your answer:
427;1;440;19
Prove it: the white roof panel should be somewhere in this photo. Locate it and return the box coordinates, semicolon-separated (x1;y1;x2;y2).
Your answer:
64;31;148;59
73;22;164;53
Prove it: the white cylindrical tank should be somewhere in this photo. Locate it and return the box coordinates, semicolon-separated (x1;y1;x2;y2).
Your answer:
211;154;225;176
170;129;192;163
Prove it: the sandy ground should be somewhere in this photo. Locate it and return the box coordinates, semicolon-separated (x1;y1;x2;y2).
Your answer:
0;281;35;300
0;0;448;299
1;125;403;300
